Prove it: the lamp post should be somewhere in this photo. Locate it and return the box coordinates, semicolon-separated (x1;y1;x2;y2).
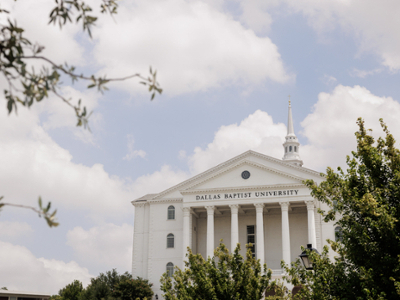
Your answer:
299;244;320;270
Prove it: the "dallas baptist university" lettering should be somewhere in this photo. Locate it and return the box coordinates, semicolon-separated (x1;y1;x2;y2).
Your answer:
195;190;299;201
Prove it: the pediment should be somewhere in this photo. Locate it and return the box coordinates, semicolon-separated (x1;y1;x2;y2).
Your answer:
149;150;321;201
184;160;304;191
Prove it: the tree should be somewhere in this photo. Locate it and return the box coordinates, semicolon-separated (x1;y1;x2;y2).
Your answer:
112;277;153;300
59;280;84;300
0;0;162;226
284;118;400;299
79;269;131;300
77;269;153;300
160;242;284;300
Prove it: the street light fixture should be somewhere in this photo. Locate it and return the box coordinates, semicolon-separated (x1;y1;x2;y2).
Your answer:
299;244;320;270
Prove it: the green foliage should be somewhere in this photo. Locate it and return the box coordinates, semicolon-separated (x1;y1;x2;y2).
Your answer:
285;118;400;299
76;269;152;300
59;280;83;300
161;242;279;300
80;269;131;300
112;277;153;300
0;287;7;290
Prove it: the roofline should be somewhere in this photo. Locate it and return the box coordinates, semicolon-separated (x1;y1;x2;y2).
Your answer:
149;150;321;200
0;291;50;297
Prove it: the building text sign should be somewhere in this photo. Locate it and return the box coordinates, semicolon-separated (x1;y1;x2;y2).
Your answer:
195;190;299;201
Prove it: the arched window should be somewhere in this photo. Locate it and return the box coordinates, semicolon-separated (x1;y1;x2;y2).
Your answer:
166;262;174;277
167;233;174;248
294;146;297;152
335;226;343;242
168;205;175;220
285;146;288;153
289;146;292;152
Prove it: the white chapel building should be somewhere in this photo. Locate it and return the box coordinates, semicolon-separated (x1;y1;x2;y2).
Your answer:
132;103;335;295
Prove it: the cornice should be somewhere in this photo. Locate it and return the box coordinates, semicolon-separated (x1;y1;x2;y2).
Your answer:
248;150;321;176
132;200;148;207
180;183;305;195
148;198;183;204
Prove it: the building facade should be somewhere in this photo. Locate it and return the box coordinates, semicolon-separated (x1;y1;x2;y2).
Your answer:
131;103;335;296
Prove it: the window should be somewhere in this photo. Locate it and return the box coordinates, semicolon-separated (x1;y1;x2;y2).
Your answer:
294;146;297;152
335;226;343;242
166;262;174;277
247;225;256;258
289;146;292;152
285;146;288;153
168;205;175;220
167;233;174;248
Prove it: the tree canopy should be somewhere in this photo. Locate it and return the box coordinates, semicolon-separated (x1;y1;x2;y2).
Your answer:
59;280;83;300
53;269;153;300
284;118;400;299
160;243;286;300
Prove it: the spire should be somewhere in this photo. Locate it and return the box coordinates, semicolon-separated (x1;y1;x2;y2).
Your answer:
287;98;295;135
282;97;303;167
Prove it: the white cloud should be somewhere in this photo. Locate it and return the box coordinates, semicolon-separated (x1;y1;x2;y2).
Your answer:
0;221;33;239
92;0;291;96
0;101;134;219
188;110;286;174
285;0;400;70
301;84;400;171
123;135;147;161
349;68;383;78
239;0;279;33
66;223;133;272
0;240;92;294
236;0;400;71
322;74;337;85
131;165;190;199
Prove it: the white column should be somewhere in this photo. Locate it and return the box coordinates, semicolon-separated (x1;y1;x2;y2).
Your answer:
254;203;265;267
182;207;191;267
280;202;291;265
229;204;239;253
305;200;317;248
205;206;215;258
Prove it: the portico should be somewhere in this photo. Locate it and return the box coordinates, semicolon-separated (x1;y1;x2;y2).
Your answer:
181;199;317;270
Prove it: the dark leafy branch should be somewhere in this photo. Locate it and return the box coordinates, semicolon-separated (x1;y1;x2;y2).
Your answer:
49;0;119;38
0;0;162;227
0;196;59;227
1;0;162;130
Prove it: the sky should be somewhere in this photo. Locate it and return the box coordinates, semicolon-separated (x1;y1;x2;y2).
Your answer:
1;0;400;294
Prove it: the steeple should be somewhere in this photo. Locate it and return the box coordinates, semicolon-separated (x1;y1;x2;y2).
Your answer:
287;99;295;135
282;98;303;167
